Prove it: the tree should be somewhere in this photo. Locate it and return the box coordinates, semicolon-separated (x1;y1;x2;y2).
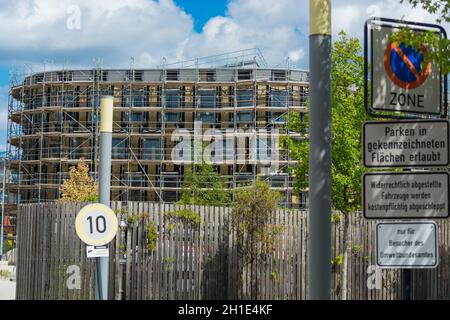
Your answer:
283;31;370;299
178;161;230;206
60;159;98;202
390;1;450;74
401;0;450;23
231;179;283;299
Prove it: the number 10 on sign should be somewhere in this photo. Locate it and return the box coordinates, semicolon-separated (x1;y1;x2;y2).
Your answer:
75;203;118;246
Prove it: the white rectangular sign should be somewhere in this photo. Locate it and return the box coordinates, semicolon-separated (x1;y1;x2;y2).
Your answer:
86;245;109;258
363;172;449;219
376;222;438;268
363;120;449;168
371;24;442;115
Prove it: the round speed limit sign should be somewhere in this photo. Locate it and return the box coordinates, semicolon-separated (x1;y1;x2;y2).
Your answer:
75;203;118;246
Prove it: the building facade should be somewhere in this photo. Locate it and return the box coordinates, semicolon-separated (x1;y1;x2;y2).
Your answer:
7;67;309;208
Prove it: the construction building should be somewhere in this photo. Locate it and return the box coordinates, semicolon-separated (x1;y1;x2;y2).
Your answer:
6;51;309;215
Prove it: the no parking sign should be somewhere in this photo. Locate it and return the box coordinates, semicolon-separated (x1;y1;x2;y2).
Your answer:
365;18;447;117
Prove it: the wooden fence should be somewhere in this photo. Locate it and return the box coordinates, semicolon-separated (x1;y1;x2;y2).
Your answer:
15;202;450;300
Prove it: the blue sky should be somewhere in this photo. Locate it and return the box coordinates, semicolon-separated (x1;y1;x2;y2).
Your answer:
174;0;227;32
0;0;447;150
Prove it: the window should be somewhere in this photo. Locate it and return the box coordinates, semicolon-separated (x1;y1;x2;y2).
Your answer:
134;70;143;81
69;138;83;160
205;70;216;82
125;70;143;82
198;89;216;108
238;70;252;80
270;112;286;124
123;89;147;107
141;138;161;160
112;138;128;159
165;89;180;109
164;112;181;123
35;74;44;83
257;136;271;161
269;174;287;188
237;89;253;107
63;90;78;108
198;112;216;124
128;172;146;187
270;89;288;107
271;70;287;81
166;70;179;81
57;71;73;82
237;111;254;123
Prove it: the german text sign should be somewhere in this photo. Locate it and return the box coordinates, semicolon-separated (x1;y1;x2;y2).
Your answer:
363;172;449;219
376;222;438;268
363;120;449;168
86;245;109;258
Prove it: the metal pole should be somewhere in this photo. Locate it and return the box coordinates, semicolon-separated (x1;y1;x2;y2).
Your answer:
0;158;6;261
402;269;412;300
308;0;332;300
96;96;113;300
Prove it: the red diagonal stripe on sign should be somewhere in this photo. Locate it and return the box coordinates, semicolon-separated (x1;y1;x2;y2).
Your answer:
391;45;422;80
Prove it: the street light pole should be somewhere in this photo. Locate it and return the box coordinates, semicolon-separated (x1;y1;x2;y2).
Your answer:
308;0;332;300
96;96;113;300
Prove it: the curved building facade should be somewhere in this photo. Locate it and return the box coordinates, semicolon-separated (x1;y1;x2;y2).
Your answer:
7;67;309;207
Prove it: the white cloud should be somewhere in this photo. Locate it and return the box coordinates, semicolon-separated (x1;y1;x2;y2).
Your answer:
0;0;446;70
332;0;449;38
288;48;305;63
1;0;449;146
0;0;311;69
0;0;194;68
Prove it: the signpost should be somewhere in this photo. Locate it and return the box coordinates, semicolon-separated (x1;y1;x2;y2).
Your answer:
376;222;438;268
75;203;118;247
364;18;447;118
74;96;114;300
363;120;449;168
363;17;447;299
363;171;449;219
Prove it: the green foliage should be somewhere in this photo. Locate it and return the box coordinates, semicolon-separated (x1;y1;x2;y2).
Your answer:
390;1;450;75
390;28;450;75
115;208;127;216
165;256;176;270
401;0;450;23
145;222;158;252
178;161;230;206
118;244;126;255
270;270;280;282
331;213;343;223
127;214;139;225
351;244;363;255
164;209;201;227
2;240;14;253
232;179;284;264
284;31;370;215
332;254;344;266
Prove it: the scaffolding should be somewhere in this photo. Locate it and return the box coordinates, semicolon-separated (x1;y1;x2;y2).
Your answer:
7;53;310;211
